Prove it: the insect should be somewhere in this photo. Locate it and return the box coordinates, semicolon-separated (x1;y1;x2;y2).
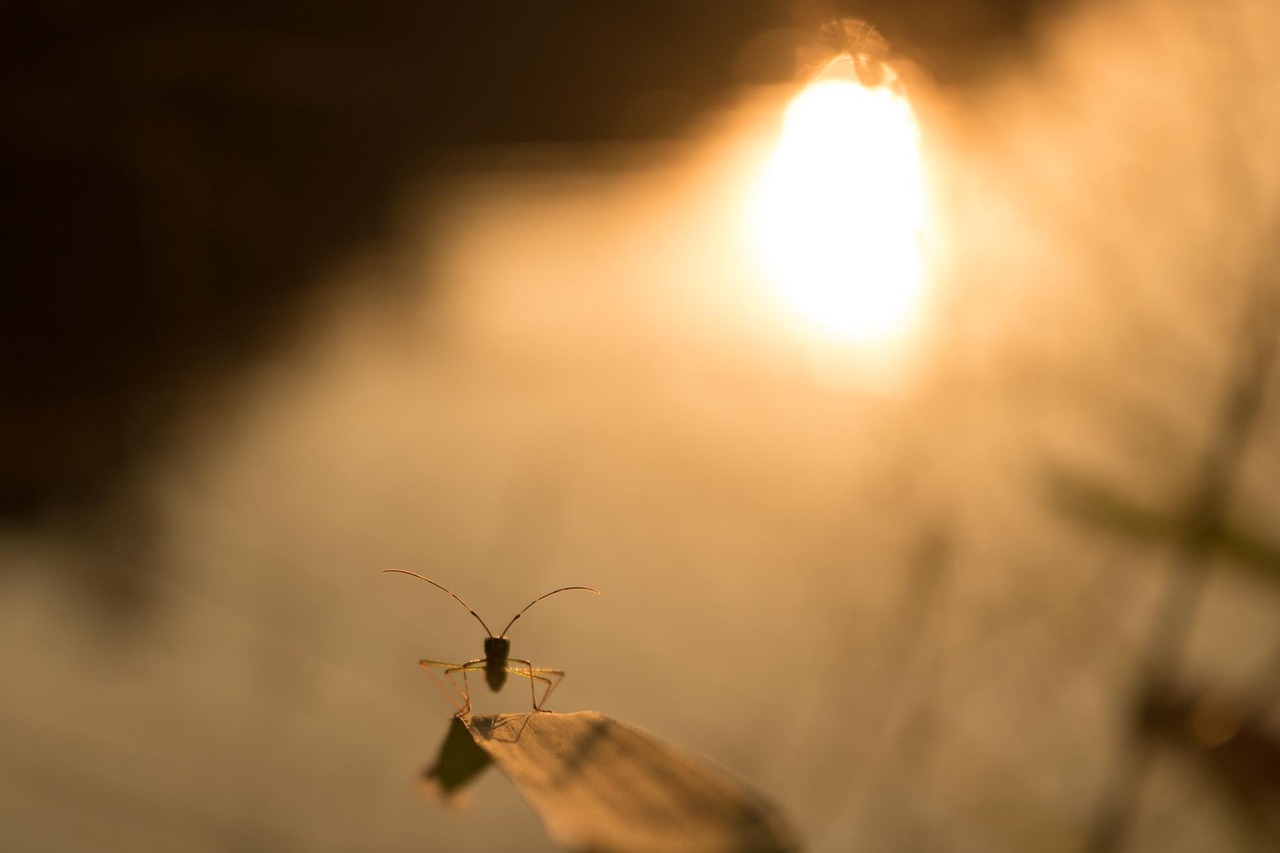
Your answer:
803;18;902;92
383;569;600;715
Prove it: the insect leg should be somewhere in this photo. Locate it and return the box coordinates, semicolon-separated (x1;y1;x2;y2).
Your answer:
420;658;484;715
419;659;466;711
533;668;565;711
507;658;565;712
451;667;472;716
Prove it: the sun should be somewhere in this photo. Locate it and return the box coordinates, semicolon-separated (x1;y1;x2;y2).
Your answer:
750;55;927;343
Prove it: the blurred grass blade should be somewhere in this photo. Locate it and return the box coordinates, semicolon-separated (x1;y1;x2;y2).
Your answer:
463;711;801;853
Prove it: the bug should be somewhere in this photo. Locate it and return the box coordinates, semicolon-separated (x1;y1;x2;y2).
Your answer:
802;18;902;92
383;569;600;715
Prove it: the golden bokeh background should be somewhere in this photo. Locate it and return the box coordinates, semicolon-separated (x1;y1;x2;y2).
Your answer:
3;1;1279;851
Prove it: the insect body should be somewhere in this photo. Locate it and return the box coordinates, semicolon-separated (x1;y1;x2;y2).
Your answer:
383;570;599;715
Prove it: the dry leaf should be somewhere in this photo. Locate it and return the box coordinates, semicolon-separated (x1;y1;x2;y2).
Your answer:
454;711;801;852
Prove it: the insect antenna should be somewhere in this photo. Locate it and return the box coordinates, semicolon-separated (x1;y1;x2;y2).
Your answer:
498;586;600;638
381;569;495;636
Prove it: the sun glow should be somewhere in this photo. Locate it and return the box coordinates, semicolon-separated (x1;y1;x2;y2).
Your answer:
751;57;927;342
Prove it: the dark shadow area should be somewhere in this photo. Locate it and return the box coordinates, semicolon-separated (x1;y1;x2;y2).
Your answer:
1138;678;1280;842
469;713;536;745
2;0;1065;539
423;714;494;801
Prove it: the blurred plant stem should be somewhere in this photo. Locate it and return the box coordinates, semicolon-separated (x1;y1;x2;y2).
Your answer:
1087;251;1280;852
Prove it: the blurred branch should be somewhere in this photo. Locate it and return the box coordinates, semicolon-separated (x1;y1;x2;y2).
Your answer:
1048;470;1280;582
1085;248;1280;851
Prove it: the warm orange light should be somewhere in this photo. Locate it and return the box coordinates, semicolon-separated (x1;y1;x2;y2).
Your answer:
751;56;926;342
